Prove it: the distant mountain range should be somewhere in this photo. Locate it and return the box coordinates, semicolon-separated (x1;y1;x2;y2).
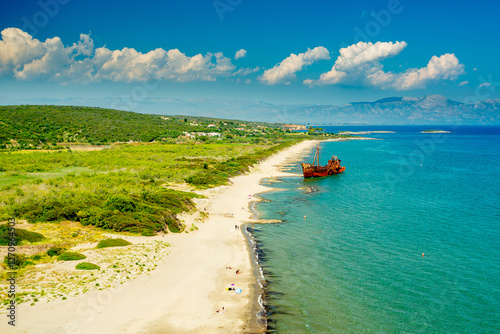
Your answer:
1;94;499;125
150;95;500;125
284;95;500;125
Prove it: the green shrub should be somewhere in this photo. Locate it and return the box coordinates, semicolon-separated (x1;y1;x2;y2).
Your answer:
141;230;155;236
46;246;64;257
105;195;136;212
75;262;100;270
0;224;45;246
3;254;29;269
96;238;132;249
58;252;86;261
32;254;43;261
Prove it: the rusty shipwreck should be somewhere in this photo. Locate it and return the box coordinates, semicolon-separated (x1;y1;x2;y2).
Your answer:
301;143;345;178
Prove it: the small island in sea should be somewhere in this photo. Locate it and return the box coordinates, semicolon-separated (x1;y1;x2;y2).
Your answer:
421;129;452;133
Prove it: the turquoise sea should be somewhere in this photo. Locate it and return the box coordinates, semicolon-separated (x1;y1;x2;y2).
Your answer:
252;126;500;333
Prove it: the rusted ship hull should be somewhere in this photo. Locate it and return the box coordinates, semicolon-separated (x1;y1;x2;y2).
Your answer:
301;144;345;178
301;163;345;178
301;161;345;178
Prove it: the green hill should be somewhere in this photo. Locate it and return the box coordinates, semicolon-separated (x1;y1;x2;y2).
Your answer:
0;105;280;149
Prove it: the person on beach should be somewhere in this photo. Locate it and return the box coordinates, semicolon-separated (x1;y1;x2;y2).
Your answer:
236;269;240;274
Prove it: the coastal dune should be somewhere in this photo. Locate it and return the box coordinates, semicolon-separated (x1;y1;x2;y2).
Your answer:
5;140;318;334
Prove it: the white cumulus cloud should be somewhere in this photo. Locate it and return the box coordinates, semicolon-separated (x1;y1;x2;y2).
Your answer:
235;49;247;60
260;46;330;85
306;41;406;86
334;41;407;72
394;53;465;90
0;28;239;83
306;41;465;90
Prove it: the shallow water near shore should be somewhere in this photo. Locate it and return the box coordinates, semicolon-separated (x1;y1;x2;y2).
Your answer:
253;126;500;333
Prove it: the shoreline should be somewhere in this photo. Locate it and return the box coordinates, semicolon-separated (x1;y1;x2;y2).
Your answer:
234;139;321;332
1;138;359;333
241;137;374;332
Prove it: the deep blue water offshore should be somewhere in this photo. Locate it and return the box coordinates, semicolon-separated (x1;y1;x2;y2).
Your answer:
252;125;500;333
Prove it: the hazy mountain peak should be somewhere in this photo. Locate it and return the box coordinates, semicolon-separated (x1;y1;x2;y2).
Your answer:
415;94;450;109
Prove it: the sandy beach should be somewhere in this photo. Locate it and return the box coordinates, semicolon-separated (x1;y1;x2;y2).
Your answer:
2;139;318;334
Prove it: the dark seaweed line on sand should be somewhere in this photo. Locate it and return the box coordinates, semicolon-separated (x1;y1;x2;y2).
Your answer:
246;160;309;332
245;202;292;333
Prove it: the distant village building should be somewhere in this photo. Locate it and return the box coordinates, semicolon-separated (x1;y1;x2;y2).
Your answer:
282;124;307;131
181;132;221;139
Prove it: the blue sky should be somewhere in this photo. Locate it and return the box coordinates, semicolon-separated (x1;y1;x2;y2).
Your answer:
0;0;499;109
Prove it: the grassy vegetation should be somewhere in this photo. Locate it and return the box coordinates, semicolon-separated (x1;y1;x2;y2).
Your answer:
0;142;301;233
75;262;100;270
97;238;132;249
0;166;93;189
0;224;45;245
58;252;86;261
